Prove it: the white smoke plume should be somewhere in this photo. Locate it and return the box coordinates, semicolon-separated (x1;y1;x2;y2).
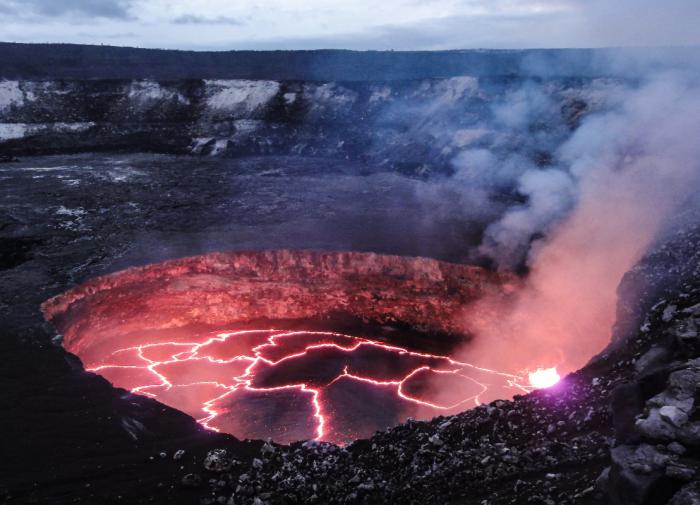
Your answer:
407;75;597;266
459;71;700;379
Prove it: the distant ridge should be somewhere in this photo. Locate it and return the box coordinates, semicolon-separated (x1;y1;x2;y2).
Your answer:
0;42;695;81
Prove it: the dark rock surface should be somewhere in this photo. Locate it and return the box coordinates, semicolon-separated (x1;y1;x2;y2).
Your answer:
0;75;619;175
598;220;700;505
3;44;694;81
43;250;514;352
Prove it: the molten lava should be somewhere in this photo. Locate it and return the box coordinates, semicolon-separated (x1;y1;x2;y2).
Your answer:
527;367;561;389
86;329;542;445
41;250;555;445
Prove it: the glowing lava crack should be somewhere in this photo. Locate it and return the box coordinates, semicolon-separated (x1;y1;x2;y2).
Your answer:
86;329;543;445
42;250;557;445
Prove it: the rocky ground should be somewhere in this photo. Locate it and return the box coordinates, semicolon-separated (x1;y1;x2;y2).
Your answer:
1;152;699;504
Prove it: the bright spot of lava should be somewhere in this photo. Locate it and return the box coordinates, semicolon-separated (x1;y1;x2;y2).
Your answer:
528;367;561;389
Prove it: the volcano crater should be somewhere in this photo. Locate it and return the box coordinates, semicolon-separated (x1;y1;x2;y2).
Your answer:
43;249;524;445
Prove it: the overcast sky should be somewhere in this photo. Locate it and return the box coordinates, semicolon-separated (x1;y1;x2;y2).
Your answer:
0;0;698;50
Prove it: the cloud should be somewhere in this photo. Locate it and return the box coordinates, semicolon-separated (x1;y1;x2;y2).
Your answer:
1;0;134;20
0;0;698;52
189;0;698;51
225;11;578;51
172;14;243;26
575;0;700;47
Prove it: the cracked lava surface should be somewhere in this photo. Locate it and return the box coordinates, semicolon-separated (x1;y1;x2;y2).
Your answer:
42;250;557;445
86;329;547;445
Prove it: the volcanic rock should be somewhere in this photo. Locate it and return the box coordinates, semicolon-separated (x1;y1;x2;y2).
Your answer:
665;462;696;482
0;66;619;175
608;444;672;505
635;346;671;376
204;449;234;473
182;473;203;488
669;482;700;505
42;250;516;357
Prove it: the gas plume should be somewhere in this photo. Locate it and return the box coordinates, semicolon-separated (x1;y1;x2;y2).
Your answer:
459;71;700;378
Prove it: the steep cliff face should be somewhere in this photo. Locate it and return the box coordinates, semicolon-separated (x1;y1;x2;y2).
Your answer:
0;76;619;173
42;250;516;358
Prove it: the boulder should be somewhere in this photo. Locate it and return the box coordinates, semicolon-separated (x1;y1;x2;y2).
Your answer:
669;482;700;505
204;449;233;473
608;444;675;505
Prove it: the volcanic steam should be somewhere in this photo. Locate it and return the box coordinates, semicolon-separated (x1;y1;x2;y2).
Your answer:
445;72;700;382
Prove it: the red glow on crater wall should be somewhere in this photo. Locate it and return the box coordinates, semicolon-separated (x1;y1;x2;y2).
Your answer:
42;251;560;446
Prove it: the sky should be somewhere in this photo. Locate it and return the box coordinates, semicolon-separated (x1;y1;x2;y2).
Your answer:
0;0;698;50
